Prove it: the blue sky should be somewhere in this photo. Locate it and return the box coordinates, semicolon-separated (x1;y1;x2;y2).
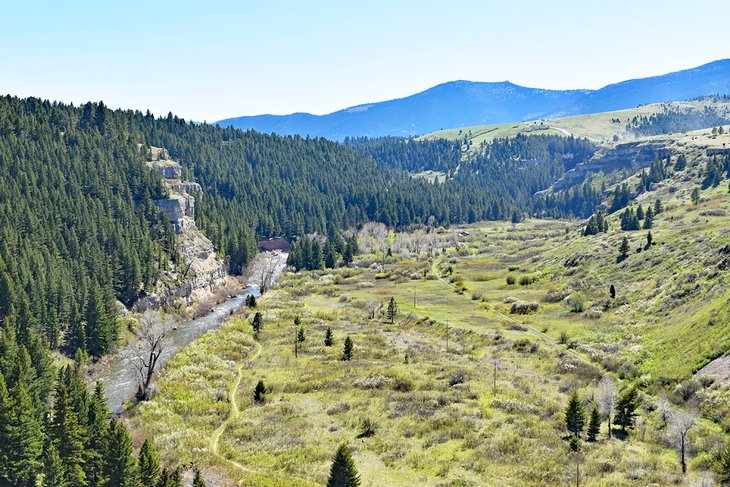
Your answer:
1;0;727;121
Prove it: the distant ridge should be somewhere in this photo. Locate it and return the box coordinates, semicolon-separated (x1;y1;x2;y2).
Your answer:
216;59;730;140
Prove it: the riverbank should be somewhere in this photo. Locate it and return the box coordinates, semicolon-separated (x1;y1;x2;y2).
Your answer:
88;250;287;415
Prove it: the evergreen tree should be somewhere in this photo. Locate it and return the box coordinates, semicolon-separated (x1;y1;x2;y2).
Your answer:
387;297;398;324
5;381;43;486
50;367;87;487
245;294;256;308
324;327;334;347
636;204;644;220
618;237;629;261
691;187;700;205
327;444;360;487
324;243;337;269
192;468;206;487
297;326;306;343
342;336;354;361
643;206;654;229
42;441;67;487
654;199;663;214
85;383;109;487
0;371;8;475
102;419;138;487
646;232;653;248
615;387;639;432
564;390;585;439
138;439;160;487
252;312;262;339
85;285;113;357
587;407;601;442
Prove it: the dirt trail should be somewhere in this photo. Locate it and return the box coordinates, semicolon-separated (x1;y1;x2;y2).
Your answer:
209;341;262;477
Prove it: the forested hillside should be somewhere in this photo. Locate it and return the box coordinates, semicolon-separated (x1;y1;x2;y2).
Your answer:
347;134;601;219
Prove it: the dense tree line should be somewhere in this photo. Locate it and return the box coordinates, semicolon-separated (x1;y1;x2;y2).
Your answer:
626;105;730;137
0;96;177;361
343;136;461;173
287;233;358;271
0;358;186;486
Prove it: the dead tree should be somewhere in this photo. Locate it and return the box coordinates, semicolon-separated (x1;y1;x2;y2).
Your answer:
598;376;618;438
255;252;283;294
134;311;168;401
668;408;697;474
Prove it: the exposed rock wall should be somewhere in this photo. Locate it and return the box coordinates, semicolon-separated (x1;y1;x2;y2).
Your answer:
136;148;227;311
553;141;674;190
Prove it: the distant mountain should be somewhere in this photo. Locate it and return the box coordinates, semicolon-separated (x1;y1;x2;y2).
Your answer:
216;59;730;140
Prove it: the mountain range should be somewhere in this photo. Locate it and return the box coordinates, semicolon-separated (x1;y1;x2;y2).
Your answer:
216;59;730;140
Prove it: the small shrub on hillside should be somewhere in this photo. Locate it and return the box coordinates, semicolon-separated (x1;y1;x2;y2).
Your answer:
503;296;518;304
519;275;536;286
449;370;469;386
543;289;571;303
513;338;539;353
506;274;516;285
510;301;539;314
567;294;586;313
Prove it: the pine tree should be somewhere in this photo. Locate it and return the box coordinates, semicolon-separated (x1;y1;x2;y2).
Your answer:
50;367;87;486
297;326;306;343
615;387;639;432
324;327;334;347
85;285;113;357
618;237;629;261
0;371;10;479
646;231;653;248
42;441;67;487
587;407;601;442
564;390;585;439
636;204;644;220
342;336;354;361
387;297;398;324
102;419;139;487
654;199;663;214
138;439;160;487
6;381;43;486
252;312;262;339
691;187;700;205
86;382;110;487
169;467;183;487
643;206;654;229
327;444;361;487
192;468;206;487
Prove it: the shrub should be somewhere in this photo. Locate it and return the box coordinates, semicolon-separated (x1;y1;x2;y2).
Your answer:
449;370;469;386
567;294;585;313
510;301;539;314
506;274;516;285
518;275;534;286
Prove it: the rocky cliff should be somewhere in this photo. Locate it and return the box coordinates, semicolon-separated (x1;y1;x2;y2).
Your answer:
552;140;674;190
135;147;227;310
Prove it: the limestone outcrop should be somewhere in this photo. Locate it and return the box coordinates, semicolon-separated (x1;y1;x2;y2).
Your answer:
135;147;227;310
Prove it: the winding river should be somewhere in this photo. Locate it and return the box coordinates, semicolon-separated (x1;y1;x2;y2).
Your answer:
93;252;287;415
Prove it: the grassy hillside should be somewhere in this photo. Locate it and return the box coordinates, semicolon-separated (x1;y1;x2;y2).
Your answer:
420;99;730;145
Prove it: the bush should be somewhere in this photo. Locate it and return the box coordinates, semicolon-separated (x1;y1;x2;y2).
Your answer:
519;274;536;286
510;301;539;314
449;370;469;386
506;274;516;285
567;294;585;313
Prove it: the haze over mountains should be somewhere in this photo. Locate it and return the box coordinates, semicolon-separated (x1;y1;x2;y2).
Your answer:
217;59;730;140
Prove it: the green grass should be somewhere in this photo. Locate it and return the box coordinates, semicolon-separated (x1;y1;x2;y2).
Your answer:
129;142;730;485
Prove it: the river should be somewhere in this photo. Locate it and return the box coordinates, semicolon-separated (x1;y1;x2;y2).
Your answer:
92;251;287;415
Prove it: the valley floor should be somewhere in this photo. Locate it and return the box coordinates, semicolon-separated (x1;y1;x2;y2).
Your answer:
128;180;730;485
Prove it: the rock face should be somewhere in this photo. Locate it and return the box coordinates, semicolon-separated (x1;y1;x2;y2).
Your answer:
553;141;673;190
136;147;227;310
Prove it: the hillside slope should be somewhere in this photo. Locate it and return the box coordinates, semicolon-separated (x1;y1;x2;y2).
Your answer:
217;60;730;139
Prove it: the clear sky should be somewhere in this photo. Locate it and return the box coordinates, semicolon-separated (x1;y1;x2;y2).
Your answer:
1;0;727;122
